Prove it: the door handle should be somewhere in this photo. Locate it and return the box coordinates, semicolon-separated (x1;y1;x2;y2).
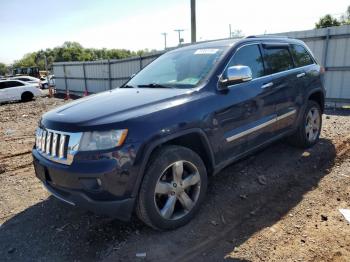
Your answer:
261;82;274;89
296;72;306;78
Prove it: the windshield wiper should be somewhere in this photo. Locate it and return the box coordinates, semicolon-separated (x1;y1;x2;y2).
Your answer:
120;84;136;88
137;83;174;88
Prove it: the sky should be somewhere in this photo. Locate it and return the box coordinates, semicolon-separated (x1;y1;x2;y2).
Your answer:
0;0;349;64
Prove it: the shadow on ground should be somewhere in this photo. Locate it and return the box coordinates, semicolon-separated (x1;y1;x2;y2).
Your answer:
0;138;337;261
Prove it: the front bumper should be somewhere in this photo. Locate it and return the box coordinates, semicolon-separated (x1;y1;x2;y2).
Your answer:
32;148;138;221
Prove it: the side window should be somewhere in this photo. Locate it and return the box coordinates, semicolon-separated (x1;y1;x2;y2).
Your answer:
226;44;264;79
0;82;6;89
6;81;24;88
290;44;314;67
263;46;294;74
18;78;29;81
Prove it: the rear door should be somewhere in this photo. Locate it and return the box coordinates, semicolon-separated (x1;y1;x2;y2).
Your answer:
261;43;301;134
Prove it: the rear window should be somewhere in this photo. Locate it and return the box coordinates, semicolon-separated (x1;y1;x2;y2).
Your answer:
290;44;314;67
263;46;294;74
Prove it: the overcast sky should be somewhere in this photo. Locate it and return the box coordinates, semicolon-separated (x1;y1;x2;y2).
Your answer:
0;0;349;64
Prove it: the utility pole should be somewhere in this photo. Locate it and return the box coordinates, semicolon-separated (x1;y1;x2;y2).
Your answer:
191;0;196;43
174;29;184;45
161;32;167;50
229;24;232;38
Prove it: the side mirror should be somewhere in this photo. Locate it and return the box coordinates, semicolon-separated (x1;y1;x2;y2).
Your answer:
219;65;252;88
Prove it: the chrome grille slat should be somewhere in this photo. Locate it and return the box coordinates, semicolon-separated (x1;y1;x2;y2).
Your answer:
52;133;58;157
35;128;82;166
59;135;66;159
46;132;52;154
41;130;46;150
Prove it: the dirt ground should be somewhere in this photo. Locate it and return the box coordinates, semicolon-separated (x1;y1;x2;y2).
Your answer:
0;95;350;262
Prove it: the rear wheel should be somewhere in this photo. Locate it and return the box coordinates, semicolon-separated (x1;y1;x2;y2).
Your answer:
21;92;34;102
288;100;322;148
136;145;207;230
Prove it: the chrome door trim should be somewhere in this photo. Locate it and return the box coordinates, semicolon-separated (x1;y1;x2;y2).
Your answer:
226;118;276;142
226;109;296;142
276;109;296;121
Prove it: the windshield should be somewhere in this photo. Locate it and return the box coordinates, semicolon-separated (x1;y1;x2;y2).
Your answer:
126;47;226;89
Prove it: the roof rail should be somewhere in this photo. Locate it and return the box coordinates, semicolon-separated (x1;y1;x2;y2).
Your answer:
245;35;289;39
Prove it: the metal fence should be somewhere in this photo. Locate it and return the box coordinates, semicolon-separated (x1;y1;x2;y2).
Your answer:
53;24;350;105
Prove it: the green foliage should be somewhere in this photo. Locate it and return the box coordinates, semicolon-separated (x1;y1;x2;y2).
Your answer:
340;6;350;25
315;14;341;29
0;63;7;75
316;6;350;28
12;41;153;70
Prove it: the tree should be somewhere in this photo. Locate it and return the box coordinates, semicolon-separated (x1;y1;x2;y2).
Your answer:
315;14;341;28
340;6;350;25
11;42;151;70
0;63;7;75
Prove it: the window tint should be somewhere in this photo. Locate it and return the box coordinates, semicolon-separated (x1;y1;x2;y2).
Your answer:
263;47;294;74
226;44;264;79
291;44;314;67
0;82;6;89
18;78;30;81
6;81;24;88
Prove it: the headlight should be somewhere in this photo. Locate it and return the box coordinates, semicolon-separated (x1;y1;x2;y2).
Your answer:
79;129;128;151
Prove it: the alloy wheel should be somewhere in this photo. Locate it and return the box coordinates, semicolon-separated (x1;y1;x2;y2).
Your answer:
154;160;201;220
305;106;321;142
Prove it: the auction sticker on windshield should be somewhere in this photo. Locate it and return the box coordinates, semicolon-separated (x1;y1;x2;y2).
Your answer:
194;49;219;55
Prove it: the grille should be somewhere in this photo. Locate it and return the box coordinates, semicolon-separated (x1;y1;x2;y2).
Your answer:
35;128;82;165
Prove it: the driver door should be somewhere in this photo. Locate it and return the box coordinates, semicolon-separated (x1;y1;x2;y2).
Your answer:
215;43;279;163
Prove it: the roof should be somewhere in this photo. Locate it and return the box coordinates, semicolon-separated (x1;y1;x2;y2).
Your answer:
168;36;303;53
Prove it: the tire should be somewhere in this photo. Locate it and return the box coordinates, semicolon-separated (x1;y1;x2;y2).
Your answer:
136;145;207;230
288;100;322;148
21;92;34;102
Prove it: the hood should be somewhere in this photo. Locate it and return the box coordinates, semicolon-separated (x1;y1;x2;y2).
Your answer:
42;88;193;131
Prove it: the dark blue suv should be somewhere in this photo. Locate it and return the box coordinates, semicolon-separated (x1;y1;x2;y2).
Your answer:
33;37;325;230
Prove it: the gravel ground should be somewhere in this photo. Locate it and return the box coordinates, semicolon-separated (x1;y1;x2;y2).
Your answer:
0;96;350;262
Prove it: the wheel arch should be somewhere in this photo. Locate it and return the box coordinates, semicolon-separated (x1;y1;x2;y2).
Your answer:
21;91;34;100
131;129;215;197
308;90;325;113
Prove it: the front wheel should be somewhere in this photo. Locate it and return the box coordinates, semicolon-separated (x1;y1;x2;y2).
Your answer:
288;100;322;148
136;145;207;230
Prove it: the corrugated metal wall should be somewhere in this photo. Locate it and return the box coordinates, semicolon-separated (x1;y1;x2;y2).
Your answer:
275;25;350;105
53;25;350;105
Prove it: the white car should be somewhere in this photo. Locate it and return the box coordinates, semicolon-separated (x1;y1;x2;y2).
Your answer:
11;76;41;84
40;75;55;89
0;80;42;103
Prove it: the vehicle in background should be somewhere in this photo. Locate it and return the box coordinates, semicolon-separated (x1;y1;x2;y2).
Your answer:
0;80;42;103
40;75;55;89
11;75;41;84
13;67;40;78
